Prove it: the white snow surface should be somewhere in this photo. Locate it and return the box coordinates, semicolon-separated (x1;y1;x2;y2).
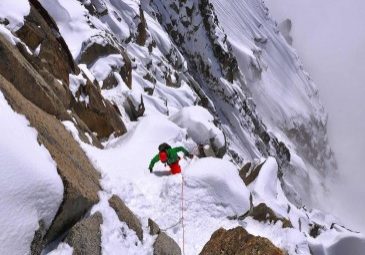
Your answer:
47;243;73;255
309;230;365;255
39;0;100;58
170;106;225;150
0;24;20;45
62;115;250;254
90;54;125;83
0;0;30;31
0;92;63;255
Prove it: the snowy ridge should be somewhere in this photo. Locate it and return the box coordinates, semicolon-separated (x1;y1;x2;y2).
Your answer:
0;0;364;254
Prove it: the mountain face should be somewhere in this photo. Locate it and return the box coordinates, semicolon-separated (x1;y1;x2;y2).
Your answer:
0;0;363;255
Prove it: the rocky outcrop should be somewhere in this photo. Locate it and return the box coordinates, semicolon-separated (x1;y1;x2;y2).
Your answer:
102;72;118;90
125;95;145;121
65;212;103;255
30;221;47;255
71;78;126;139
136;6;147;46
119;51;132;89
154;233;181;255
148;219;181;255
78;37;132;89
1;0;127;144
148;218;161;236
199;0;239;82
0;74;100;246
108;195;143;241
79;37;120;66
0;34;68;119
200;227;285;255
247;203;293;228
16;0;76;83
239;161;265;186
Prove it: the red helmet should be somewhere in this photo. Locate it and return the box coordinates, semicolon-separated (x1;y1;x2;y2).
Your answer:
159;151;168;163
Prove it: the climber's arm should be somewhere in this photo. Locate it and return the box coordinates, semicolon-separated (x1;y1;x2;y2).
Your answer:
174;146;190;157
149;154;160;172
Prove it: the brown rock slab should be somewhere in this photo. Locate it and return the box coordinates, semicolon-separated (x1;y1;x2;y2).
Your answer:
65;212;103;255
136;6;147;46
79;37;119;66
0;74;100;244
16;0;76;86
153;232;181;255
71;78;126;139
78;37;132;88
250;203;293;229
102;72;118;90
31;221;47;255
200;227;285;255
0;34;67;119
239;161;265;186
148;218;161;236
108;195;143;241
148;218;181;255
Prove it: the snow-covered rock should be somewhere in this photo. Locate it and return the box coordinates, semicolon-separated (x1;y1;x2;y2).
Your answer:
0;91;63;255
170;106;225;157
185;157;250;216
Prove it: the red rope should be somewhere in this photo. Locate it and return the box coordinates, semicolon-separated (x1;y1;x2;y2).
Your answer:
181;174;185;255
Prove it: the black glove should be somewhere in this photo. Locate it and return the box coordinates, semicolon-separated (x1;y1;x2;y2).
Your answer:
149;167;153;173
188;153;194;159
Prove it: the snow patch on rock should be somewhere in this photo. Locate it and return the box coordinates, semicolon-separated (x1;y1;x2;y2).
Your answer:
0;91;63;255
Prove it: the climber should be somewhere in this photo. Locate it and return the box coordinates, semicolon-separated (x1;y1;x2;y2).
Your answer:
149;143;193;175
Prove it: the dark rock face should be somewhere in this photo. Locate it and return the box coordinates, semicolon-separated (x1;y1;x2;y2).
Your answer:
0;74;100;247
108;195;143;241
148;218;161;236
31;221;47;255
78;37;132;89
136;6;147;46
119;50;133;89
153;232;181;255
102;72;118;90
79;37;120;66
239;161;265;186
65;212;103;255
125;95;145;121
148;219;181;255
0;0;127;145
200;227;285;255
248;203;293;229
16;1;76;85
71;78;127;139
198;0;238;82
0;35;68;119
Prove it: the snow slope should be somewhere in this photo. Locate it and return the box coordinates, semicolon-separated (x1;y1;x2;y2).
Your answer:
60;113;365;254
0;92;63;255
210;0;336;205
10;0;364;254
62;114;251;254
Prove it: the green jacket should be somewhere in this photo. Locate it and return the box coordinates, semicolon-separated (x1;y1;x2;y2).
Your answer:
149;146;189;169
